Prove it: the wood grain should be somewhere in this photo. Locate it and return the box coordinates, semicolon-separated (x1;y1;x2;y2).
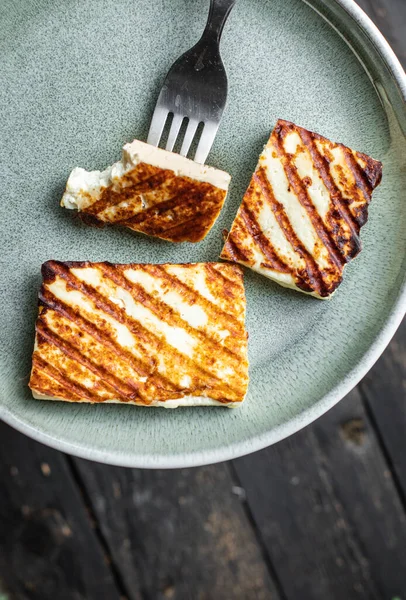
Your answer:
0;423;121;600
360;321;406;502
233;387;406;599
72;459;282;600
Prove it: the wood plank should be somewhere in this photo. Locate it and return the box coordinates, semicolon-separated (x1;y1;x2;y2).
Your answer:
356;0;406;67
0;422;122;600
72;459;282;600
233;385;406;600
360;320;406;501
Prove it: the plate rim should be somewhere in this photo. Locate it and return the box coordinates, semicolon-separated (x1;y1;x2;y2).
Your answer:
1;0;405;468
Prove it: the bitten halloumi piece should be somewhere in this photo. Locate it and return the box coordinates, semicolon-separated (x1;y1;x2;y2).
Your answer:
221;120;382;298
29;261;248;407
61;140;230;243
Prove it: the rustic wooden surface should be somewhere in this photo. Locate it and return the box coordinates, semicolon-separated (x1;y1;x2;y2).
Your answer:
1;1;405;598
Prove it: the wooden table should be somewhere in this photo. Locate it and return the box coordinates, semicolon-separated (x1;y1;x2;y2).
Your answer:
1;1;405;598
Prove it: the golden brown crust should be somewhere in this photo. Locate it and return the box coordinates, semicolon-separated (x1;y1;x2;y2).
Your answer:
29;261;248;406
221;119;383;298
73;163;228;243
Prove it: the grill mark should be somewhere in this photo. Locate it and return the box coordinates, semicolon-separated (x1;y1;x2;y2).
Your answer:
37;320;146;401
142;263;242;333
105;264;244;364
117;190;192;226
204;263;243;289
122;191;223;238
30;366;82;401
46;268;169;356
203;263;246;307
299;128;362;259
355;151;383;189
156;212;213;234
75;163;226;243
341;146;373;200
38;289;177;396
118;191;225;243
32;355;99;402
221;233;251;263
273;129;346;271
86;169;173;216
278;118;377;201
239;201;290;273
222;119;381;297
135;212;214;243
45;262;242;398
254;168;331;297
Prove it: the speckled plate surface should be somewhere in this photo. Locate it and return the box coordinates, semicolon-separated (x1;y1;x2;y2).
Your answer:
1;0;405;467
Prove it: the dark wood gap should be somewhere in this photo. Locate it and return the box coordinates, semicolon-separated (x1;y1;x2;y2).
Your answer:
307;393;406;599
227;460;289;600
305;427;382;599
360;384;406;513
356;320;406;509
65;455;134;600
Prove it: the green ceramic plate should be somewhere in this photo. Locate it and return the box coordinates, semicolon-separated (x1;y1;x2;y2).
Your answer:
1;0;405;467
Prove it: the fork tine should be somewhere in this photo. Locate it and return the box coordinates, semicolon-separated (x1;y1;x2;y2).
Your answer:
180;119;200;158
193;121;219;164
165;114;184;152
147;104;168;147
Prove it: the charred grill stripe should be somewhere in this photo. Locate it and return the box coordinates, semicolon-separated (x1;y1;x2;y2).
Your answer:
341;146;373;200
30;367;82;401
355;151;383;189
36;322;137;400
299;128;362;258
142;263;242;332
38;289;176;395
86;169;174;216
32;355;100;401
221;233;251;263
239;201;310;290
120;188;223;237
203;263;246;306
204;263;242;289
273;129;346;270
63;264;238;390
77;164;226;243
254;168;330;297
204;264;247;301
44;262;241;398
239;201;290;273
136;212;214;242
118;189;199;226
106;264;244;364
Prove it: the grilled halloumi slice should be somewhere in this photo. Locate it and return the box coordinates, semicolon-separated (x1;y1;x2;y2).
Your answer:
29;261;248;407
61;140;230;243
221;120;382;298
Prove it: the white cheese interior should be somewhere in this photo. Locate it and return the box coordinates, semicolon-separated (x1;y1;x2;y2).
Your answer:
32;261;247;406
260;146;330;271
61;139;230;210
246;263;329;299
234;130;344;298
32;391;237;408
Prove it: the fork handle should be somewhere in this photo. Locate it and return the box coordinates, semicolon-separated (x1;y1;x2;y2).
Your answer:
202;0;236;44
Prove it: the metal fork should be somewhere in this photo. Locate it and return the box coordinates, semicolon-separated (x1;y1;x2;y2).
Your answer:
147;0;236;164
